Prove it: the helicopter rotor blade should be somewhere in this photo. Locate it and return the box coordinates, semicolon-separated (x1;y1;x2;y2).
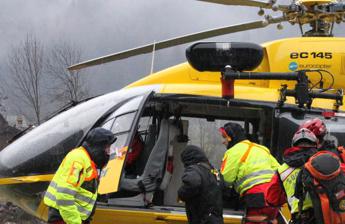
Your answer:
68;16;286;71
198;0;274;9
198;0;289;11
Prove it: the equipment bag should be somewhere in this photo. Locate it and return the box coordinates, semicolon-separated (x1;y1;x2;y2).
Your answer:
296;151;345;224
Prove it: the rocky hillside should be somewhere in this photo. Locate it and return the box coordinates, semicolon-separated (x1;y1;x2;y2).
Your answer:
0;114;18;150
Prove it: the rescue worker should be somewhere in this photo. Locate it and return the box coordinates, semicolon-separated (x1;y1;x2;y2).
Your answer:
44;127;116;224
125;132;144;177
299;117;345;162
178;145;224;224
126;132;144;167
219;122;279;224
298;118;335;151
267;128;318;224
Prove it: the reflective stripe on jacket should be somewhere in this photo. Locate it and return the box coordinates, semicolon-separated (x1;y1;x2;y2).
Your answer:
44;146;98;224
221;140;279;195
278;163;313;214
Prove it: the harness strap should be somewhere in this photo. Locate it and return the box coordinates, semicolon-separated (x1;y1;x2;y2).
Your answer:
320;191;332;224
279;167;296;182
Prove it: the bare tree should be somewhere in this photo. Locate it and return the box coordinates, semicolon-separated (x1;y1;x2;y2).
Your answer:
0;84;7;114
7;35;44;124
46;42;89;105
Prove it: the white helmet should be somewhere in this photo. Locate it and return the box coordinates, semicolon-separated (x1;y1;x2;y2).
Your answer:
292;128;318;147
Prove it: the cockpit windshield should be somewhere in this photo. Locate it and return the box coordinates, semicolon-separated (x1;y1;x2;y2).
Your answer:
0;88;151;177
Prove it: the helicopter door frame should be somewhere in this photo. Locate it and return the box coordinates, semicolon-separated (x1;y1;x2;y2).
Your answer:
98;91;155;194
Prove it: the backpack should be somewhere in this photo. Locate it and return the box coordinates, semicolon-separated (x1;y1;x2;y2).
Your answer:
193;163;224;224
295;151;345;224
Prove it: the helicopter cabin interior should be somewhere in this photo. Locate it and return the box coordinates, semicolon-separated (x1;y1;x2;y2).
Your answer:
94;91;345;214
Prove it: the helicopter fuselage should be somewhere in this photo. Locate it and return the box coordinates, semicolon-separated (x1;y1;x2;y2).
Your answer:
1;37;345;223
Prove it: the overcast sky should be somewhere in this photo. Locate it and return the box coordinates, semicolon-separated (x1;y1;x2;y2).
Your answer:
1;0;344;118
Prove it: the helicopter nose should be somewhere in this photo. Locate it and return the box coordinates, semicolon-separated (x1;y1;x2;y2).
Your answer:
0;150;50;220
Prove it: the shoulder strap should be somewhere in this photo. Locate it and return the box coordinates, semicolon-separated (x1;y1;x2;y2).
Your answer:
294;170;306;221
197;163;222;183
279;167;296;182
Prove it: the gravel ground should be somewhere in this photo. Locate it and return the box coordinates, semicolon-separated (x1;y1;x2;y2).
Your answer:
0;116;44;223
0;202;45;224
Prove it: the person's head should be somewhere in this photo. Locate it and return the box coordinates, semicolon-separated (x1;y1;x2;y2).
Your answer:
298;118;327;143
83;127;116;168
284;128;318;167
219;122;246;149
181;145;209;167
292;128;318;148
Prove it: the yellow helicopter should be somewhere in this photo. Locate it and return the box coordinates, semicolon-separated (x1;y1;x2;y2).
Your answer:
1;0;345;223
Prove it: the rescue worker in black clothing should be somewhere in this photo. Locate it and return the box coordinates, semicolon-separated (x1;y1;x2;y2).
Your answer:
178;145;224;224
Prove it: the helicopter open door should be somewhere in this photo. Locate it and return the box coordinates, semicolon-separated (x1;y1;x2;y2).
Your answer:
98;91;154;194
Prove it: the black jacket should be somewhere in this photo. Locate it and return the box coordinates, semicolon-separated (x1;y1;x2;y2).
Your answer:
178;145;223;224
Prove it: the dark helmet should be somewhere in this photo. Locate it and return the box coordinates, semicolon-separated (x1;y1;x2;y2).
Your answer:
181;145;209;167
85;127;116;147
292;128;318;147
83;128;116;168
220;122;246;148
298;118;327;140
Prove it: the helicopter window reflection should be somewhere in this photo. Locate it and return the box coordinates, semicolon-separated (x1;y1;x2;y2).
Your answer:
0;90;131;176
108;134;128;159
114;96;143;116
183;117;248;169
112;112;136;134
0;88;154;177
102;118;115;130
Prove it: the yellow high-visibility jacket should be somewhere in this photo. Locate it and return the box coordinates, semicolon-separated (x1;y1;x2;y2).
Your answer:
278;163;313;214
44;146;98;224
221;140;279;195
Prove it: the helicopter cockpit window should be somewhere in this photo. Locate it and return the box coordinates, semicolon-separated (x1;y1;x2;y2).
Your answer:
98;95;145;160
100;112;137;155
123;115;155;177
112;112;136;134
102;118;114;130
113;96;144;116
0;89;148;177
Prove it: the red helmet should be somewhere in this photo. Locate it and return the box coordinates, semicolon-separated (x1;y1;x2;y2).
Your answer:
292;128;318;147
298;118;327;139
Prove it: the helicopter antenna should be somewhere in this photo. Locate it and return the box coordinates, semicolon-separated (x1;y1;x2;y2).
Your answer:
150;40;156;74
330;21;334;36
297;17;304;36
